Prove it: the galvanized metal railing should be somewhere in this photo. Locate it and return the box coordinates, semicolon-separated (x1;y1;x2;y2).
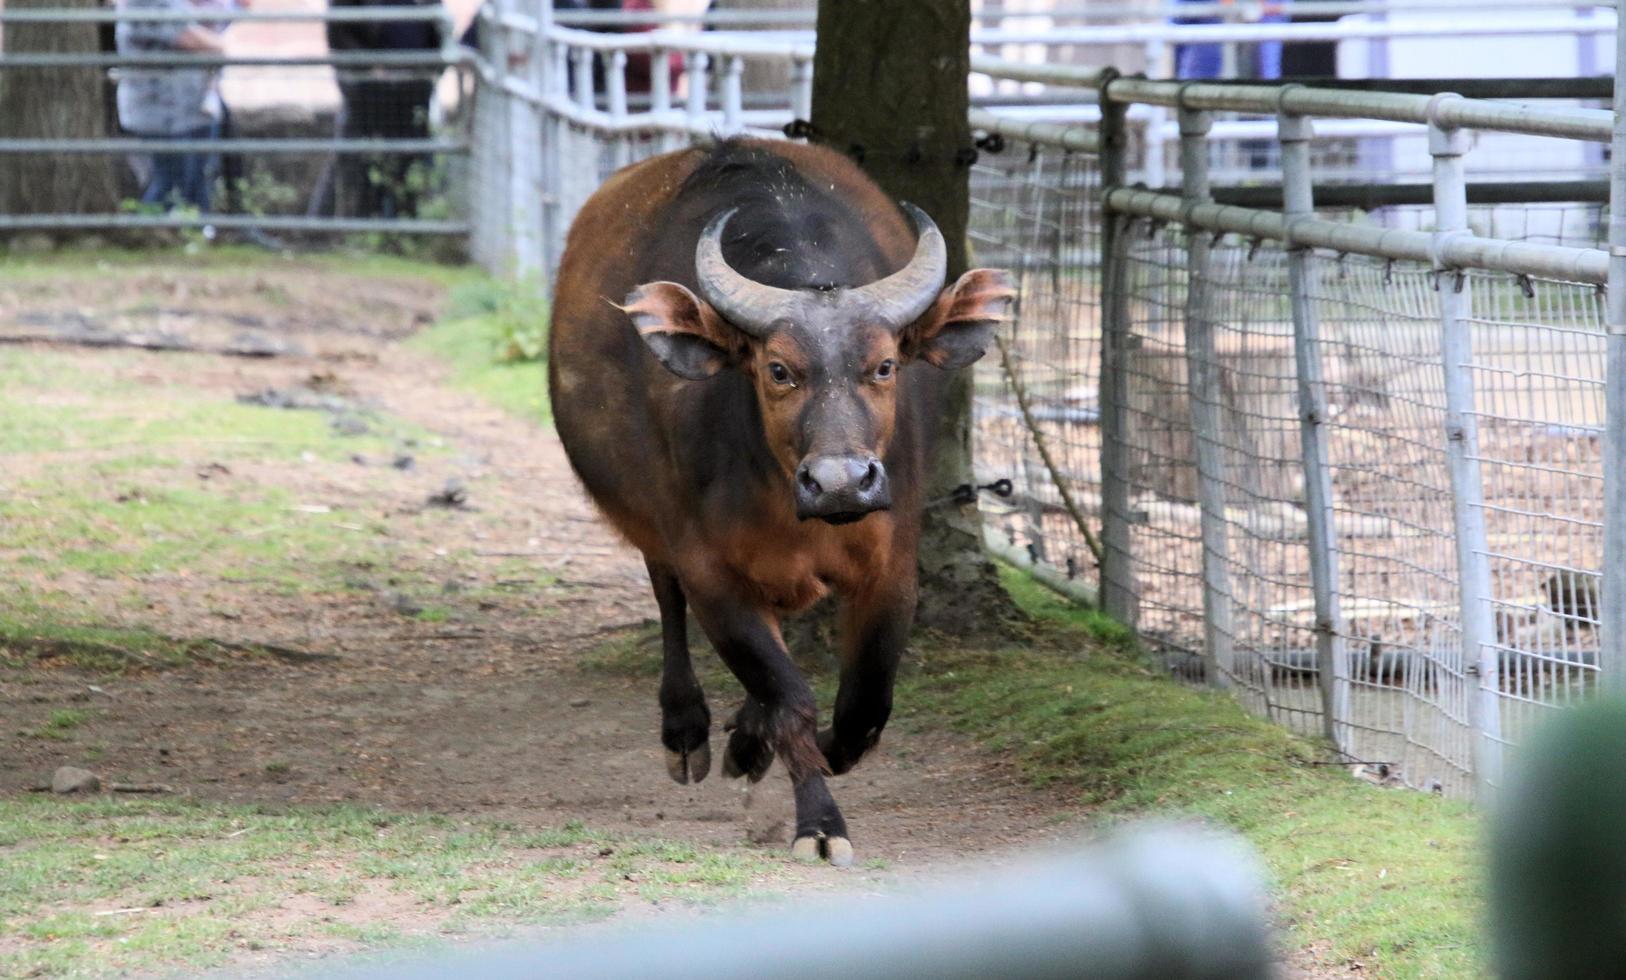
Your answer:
0;4;471;237
467;4;1613;274
966;48;1621;800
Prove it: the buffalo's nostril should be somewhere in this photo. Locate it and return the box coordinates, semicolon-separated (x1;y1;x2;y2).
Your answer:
859;460;880;492
798;466;822;496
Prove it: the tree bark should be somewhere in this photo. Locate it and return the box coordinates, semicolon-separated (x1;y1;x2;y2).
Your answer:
0;0;123;219
811;0;1015;635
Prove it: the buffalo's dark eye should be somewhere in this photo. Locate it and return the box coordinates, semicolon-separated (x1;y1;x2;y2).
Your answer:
874;359;896;381
768;362;794;386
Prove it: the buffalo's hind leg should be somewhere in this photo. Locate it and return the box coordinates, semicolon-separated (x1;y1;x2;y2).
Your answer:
689;593;852;867
647;559;711;784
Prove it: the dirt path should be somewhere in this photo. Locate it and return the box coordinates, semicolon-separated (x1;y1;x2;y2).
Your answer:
0;259;1076;916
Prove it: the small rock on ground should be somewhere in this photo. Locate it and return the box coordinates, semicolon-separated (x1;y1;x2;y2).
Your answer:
52;766;101;794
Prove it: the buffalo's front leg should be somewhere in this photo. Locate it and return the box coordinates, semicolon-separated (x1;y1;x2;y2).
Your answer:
689;592;851;867
721;697;775;782
647;559;711;784
820;585;913;775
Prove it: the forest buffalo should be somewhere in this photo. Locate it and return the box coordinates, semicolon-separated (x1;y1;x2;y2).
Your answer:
549;139;1013;865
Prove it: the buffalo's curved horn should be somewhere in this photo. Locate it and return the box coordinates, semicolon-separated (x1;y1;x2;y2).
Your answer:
851;202;948;332
694;208;801;338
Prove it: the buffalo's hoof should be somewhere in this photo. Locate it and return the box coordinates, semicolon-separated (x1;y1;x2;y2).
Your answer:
665;742;711;785
791;834;854;868
722;725;774;783
817;727;855;775
818;725;881;775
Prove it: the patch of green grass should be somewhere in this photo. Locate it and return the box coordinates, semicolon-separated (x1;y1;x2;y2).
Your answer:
412;276;550;425
5;483;352;578
0;348;429;462
319;920;408;945
578;626;664;677
413;605;453;624
0;798;780;978
0;245;478;283
897;565;1484;978
0;344;435;664
0;618;200;673
446;276;551;364
26;708;92;741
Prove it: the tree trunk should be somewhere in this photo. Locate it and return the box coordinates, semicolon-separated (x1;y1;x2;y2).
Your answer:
0;0;122;219
811;0;1015;635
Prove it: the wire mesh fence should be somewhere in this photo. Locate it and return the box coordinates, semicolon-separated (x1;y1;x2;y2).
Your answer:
1468;271;1606;771
970;147;1105;594
969;130;1611;796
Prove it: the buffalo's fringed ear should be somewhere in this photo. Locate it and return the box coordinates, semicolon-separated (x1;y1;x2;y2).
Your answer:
902;269;1016;371
619;281;743;380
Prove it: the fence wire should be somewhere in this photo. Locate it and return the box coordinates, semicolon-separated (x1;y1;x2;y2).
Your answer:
969;147;1104;594
1468;271;1606;777
499;32;1616;799
992;197;1609;797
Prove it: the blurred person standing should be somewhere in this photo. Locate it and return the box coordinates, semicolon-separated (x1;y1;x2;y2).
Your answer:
194;0;255;223
326;0;446;219
114;0;228;210
1172;0;1288;80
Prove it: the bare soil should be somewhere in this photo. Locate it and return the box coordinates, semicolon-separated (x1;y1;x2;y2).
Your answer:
0;259;1073;914
0;257;1348;978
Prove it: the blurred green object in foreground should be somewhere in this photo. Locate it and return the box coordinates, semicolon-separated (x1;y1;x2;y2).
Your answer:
1492;698;1626;979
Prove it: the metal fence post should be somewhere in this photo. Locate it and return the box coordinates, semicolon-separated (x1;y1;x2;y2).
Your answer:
536;3;568;289
1097;75;1140;629
721;55;745;134
496;0;540;275
1429;96;1503;798
651;45;679;153
572;47;595;114
1601;0;1626;698
685;52;710;136
790;55;814;131
475;1;515;273
530;2;553;290
607;49;630;170
505;0;544;281
1177;106;1235;688
544;40;573;273
1280;108;1349;750
1140;41;1168;187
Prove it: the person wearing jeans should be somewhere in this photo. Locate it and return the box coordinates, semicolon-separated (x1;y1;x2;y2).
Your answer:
115;0;226;210
140;122;217;208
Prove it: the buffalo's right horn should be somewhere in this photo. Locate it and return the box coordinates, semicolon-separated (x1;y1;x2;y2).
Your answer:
694;208;802;338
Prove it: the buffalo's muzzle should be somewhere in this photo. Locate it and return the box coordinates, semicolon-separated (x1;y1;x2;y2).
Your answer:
795;454;890;523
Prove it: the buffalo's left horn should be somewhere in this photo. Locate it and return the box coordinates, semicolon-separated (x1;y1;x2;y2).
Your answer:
851;202;948;332
694;207;802;338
